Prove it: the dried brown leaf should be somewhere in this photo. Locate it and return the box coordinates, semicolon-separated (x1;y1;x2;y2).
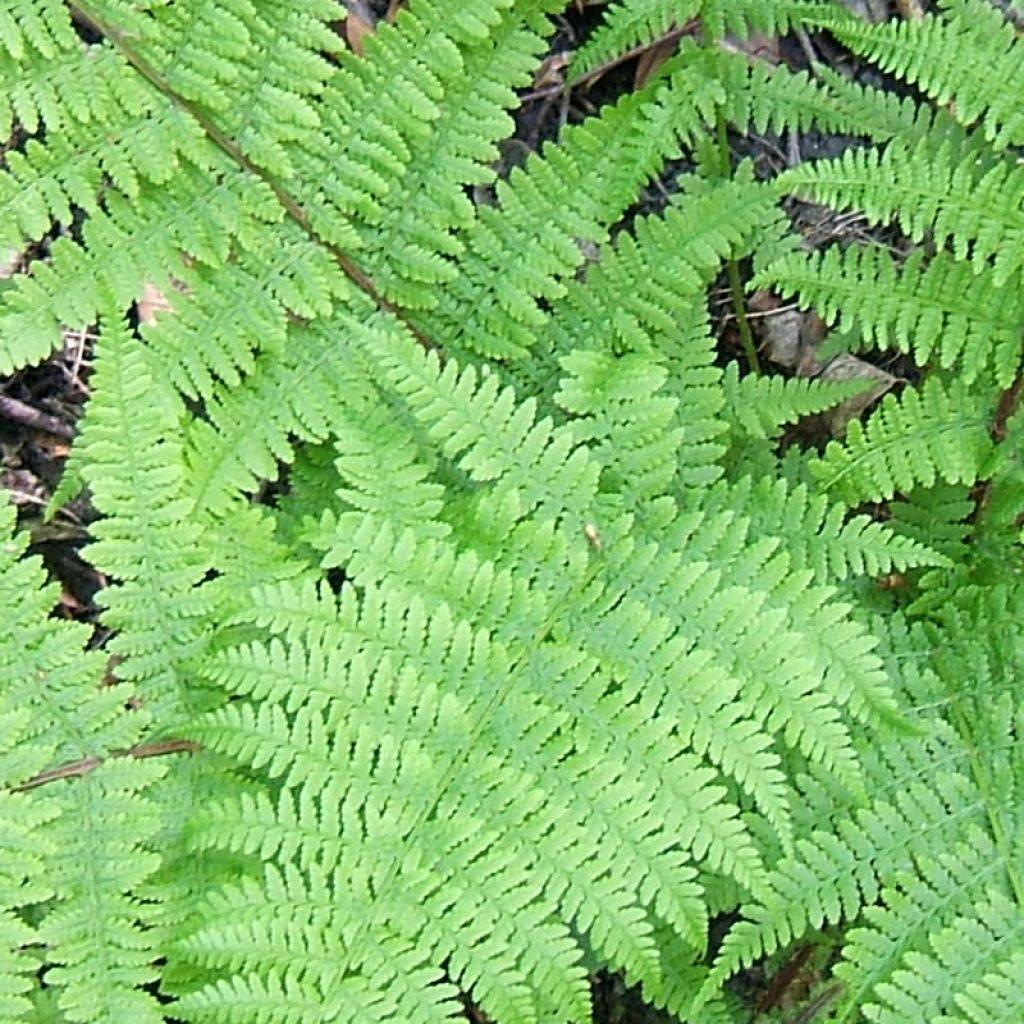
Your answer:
533;50;572;90
634;35;679;88
344;2;376;55
137;280;176;325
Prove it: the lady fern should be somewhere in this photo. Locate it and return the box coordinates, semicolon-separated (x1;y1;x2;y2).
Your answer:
0;0;1022;1022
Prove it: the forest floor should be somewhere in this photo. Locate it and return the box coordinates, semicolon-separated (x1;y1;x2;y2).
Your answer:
0;1;948;1020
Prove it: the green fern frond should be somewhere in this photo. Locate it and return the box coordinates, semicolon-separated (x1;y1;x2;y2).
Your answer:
825;584;1024;1023
809;378;996;505
711;474;948;582
76;320;214;720
574;0;837;76
352;2;562;307
0;496;171;1021
757;244;1024;386
3;0;1023;1020
779;134;1024;286
680;42;864;142
556;350;684;505
887;482;975;558
810;63;951;144
551;176;782;355
699;0;837;40
720;362;873;440
543;177;785;488
173;322;903;1019
571;0;701;76
425;59;727;359
179;317;372;517
703;610;1017;1012
821;0;1024;151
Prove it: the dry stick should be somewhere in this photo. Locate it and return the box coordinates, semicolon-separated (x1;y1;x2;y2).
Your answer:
13;738;202;792
0;394;75;438
69;2;436;351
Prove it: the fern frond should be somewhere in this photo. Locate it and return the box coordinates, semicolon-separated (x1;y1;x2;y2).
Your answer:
351;2;561;308
574;0;838;76
888;482;975;557
809;378;997;505
679;42;868;143
571;0;700;76
172;321;904;1019
557;350;683;506
711;475;948;582
699;0;837;40
0;495;171;1021
425;59;728;358
779;135;1024;286
76;320;214;719
811;62;951;144
712;579;1024;1020
544;178;785;488
551;176;781;354
757;243;1024;386
822;0;1024;151
720;362;874;440
4;0;1021;1019
179;313;387;517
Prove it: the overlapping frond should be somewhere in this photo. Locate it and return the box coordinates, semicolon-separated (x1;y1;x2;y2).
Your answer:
809;378;996;505
166;316;905;1020
2;0;1022;1022
76;320;213;719
542;177;784;488
573;0;836;76
720;362;872;440
0;497;169;1021
707;475;947;582
779;134;1024;286
820;0;1024;151
707;574;1024;1022
571;0;701;76
757;244;1024;386
422;59;728;359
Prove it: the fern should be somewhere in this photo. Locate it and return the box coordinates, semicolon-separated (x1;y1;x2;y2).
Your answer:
756;244;1024;386
820;0;1024;150
1;0;1023;1022
809;377;996;505
0;497;168;1021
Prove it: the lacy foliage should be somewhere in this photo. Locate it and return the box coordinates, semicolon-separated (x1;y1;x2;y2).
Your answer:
0;1;1021;1022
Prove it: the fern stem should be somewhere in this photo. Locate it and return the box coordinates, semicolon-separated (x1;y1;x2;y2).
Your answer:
726;256;760;375
703;17;760;376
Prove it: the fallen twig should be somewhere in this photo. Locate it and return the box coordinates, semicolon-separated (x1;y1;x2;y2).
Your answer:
12;738;202;791
0;394;75;439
